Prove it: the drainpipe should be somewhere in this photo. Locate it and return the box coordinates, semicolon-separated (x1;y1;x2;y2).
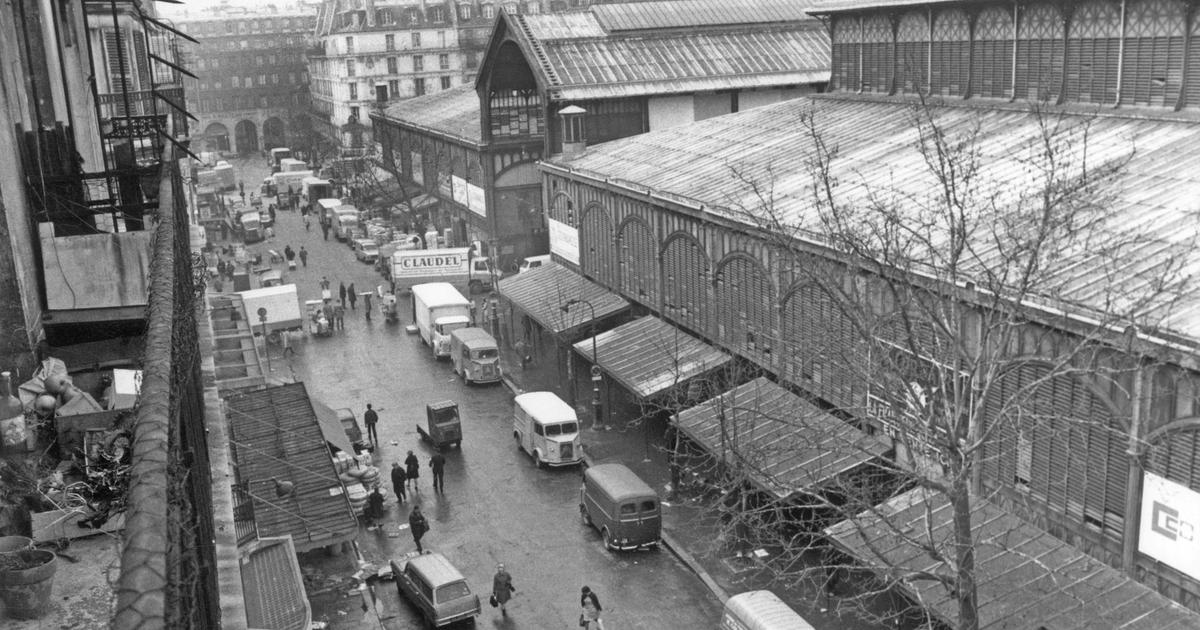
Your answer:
1114;0;1127;107
1121;352;1146;577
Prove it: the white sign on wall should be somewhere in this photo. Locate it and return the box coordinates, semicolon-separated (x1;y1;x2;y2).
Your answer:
410;151;424;186
548;217;579;265
451;175;468;205
1140;471;1200;580
467;183;486;217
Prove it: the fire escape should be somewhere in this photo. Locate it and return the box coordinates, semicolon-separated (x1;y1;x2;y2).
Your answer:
19;0;198;340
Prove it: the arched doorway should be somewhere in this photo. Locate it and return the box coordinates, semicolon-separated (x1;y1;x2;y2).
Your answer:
203;122;230;153
262;117;286;149
235;120;259;154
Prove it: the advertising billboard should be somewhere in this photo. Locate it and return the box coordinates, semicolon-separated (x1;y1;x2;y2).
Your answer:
1140;471;1200;580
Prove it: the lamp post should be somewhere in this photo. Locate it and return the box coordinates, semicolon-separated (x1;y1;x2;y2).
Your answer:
562;298;602;430
257;307;272;372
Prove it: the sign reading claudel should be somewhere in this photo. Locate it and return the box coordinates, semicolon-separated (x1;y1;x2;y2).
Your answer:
1140;471;1200;580
548;217;579;265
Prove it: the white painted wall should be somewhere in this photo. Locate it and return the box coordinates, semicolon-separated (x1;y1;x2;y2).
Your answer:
647;95;695;131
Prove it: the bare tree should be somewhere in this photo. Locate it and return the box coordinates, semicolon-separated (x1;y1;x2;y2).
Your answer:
653;100;1196;629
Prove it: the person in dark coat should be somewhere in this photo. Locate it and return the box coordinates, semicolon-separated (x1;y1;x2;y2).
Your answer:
363;486;385;527
409;505;429;553
284;245;295;262
390;462;407;503
363;403;379;445
581;586;602;625
430;449;446;493
347;283;357;310
492;563;515;616
298;246;308;267
339;282;347;304
404;450;420;490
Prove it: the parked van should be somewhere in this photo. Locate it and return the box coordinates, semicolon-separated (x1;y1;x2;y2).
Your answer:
720;590;814;630
512;392;583;468
579;463;661;551
518;254;551;273
390;552;480;628
450;327;501;384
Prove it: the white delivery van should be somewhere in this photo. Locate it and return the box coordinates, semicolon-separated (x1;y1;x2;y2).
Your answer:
720;590;814;630
512;392;583;468
411;282;472;358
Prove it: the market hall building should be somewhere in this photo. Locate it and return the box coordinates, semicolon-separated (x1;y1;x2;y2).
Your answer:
371;0;831;271
529;0;1200;623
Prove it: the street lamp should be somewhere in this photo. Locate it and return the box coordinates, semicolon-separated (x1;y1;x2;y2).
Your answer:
562;298;602;430
257;307;272;372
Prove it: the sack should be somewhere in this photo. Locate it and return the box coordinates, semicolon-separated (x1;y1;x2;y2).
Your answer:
489;594;498;608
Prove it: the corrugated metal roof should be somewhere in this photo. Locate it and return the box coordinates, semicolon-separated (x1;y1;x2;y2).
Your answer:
378;85;482;144
550;96;1200;346
594;0;820;32
573;316;731;398
809;0;979;14
497;262;629;334
826;487;1200;630
676;377;887;499
522;12;607;40
241;537;311;630
540;28;830;94
310;398;355;454
228;383;359;552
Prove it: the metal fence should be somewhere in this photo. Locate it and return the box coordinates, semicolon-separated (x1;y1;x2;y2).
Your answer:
112;143;219;630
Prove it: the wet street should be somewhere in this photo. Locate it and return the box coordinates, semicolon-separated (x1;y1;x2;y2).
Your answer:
221;157;722;629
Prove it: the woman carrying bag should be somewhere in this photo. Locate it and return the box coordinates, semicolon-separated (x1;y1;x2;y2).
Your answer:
490;563;516;616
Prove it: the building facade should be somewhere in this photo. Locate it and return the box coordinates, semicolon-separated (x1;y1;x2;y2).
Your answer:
373;0;830;270
529;0;1200;617
177;8;316;155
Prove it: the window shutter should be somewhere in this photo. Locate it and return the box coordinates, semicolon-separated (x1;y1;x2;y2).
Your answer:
972;7;1014;98
662;236;710;338
581;205;616;288
617;219;657;305
715;256;773;364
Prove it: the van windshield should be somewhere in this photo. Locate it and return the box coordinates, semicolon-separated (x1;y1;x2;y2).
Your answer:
435;581;470;603
438;322;467;335
544;422;578;436
472;348;498;360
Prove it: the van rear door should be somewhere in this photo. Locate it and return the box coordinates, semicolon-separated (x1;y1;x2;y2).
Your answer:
618;497;661;546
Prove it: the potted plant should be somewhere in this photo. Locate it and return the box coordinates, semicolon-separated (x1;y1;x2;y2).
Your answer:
0;547;57;619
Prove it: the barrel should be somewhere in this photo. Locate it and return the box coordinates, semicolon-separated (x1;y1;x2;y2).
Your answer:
0;549;57;619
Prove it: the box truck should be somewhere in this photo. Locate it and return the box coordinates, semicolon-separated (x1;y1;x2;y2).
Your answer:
214;161;236;191
411;283;471;358
272;169;314;196
390;247;492;294
268;147;292;172
333;207;360;242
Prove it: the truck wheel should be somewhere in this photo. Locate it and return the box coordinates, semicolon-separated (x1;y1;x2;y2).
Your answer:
533;451;544;469
580;504;592;526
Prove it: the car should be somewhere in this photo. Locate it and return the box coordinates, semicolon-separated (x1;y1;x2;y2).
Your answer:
353;238;379;264
518;254;551;273
390;552;480;628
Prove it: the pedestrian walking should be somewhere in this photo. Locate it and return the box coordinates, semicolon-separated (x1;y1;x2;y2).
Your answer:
390;462;407;503
429;448;446;493
268;204;276;224
280;330;295;356
299;246;308;267
240;190;246;203
339;282;347;305
321;221;330;240
238;180;245;196
363;292;373;321
580;586;602;628
408;505;429;553
491;564;515;616
348;283;358;310
334;301;345;330
363;486;385;528
404;450;420;490
364;403;379;446
284;245;295;262
304;216;311;232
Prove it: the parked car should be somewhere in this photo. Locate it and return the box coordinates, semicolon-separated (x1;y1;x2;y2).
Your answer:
518;254;551;273
354;238;379;264
390;552;480;628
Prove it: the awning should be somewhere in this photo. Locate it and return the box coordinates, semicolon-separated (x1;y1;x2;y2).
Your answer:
241;536;312;630
310;398;355;454
675;377;888;500
573;315;731;399
227;383;358;552
498;262;629;335
406;193;440;210
825;487;1200;630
